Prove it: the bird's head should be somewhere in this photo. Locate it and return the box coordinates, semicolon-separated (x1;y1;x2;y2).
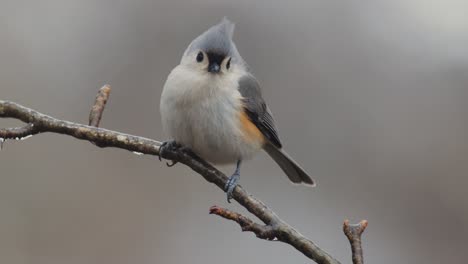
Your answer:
180;18;245;75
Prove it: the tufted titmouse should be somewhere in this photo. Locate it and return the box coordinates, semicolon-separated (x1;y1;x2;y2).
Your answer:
160;18;315;201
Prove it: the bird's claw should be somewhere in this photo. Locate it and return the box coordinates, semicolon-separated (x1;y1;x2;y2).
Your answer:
224;173;240;203
159;140;180;165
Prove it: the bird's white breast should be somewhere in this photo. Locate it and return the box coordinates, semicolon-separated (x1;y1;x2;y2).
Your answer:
160;65;263;164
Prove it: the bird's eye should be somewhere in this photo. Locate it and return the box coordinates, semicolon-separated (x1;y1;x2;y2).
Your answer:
196;52;204;63
226;58;231;70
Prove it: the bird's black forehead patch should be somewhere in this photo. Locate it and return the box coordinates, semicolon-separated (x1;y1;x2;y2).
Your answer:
207;52;226;65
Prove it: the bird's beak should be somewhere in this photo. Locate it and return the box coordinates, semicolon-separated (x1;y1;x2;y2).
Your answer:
208;62;220;73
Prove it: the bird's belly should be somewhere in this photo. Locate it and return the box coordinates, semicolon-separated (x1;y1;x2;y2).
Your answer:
163;96;262;164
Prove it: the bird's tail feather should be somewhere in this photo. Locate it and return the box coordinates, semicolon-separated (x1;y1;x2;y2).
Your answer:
264;143;315;186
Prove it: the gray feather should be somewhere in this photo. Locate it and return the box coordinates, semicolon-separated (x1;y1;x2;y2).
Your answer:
238;75;282;148
184;17;245;66
264;143;315;185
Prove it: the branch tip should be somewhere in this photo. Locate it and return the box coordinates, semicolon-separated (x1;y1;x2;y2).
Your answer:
89;84;111;127
343;219;368;237
343;219;368;264
88;85;112;147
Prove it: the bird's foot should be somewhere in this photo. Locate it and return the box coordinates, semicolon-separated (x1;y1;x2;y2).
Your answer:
159;140;180;167
224;172;240;203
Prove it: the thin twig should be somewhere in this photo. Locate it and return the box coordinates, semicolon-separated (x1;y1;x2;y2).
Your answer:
210;206;276;240
0;101;161;155
89;85;111;147
0;123;39;149
343;220;368;264
0;123;38;139
89;84;111;127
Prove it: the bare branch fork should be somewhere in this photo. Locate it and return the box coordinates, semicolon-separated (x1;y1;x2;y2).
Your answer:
0;85;367;264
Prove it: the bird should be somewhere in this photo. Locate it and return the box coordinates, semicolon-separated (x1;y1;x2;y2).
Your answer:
160;18;315;202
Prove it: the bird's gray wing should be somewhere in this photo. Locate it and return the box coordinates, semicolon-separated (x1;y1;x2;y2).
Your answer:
239;75;315;185
238;75;282;148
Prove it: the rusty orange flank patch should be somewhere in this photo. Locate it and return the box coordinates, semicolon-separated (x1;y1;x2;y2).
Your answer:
239;111;265;144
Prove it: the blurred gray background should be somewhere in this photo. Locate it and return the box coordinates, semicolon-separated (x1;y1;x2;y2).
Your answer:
1;0;467;263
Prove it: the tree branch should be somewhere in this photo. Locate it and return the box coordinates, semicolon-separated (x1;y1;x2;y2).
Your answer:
343;220;368;264
210;205;277;240
0;88;367;263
